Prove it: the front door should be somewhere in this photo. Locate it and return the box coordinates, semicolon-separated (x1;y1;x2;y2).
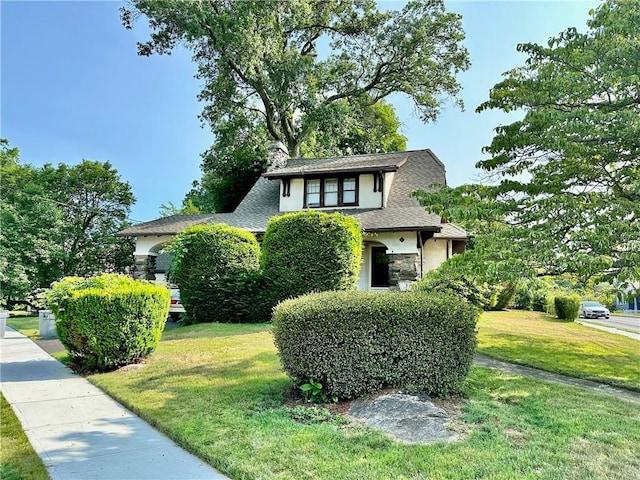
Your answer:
371;246;390;288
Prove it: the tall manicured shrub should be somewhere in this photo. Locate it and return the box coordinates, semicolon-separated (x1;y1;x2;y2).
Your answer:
46;274;169;371
554;295;581;321
261;211;362;302
273;291;479;399
167;224;262;323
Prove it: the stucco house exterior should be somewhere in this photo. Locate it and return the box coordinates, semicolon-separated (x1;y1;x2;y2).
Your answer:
117;144;466;289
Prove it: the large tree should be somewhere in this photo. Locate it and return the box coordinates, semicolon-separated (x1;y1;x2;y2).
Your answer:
0;140;135;307
122;0;469;157
187;99;409;212
415;0;640;286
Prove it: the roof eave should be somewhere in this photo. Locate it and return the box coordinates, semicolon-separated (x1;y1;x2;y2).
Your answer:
363;226;442;233
262;164;400;179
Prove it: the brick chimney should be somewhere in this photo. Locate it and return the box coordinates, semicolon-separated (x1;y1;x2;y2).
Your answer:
266;141;289;170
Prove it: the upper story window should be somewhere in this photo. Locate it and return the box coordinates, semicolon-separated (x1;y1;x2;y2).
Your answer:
305;176;358;208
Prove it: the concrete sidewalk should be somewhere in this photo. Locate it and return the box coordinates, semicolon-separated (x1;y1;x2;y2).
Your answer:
0;327;230;480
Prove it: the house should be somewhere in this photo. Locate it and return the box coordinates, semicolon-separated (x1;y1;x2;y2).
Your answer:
117;143;466;289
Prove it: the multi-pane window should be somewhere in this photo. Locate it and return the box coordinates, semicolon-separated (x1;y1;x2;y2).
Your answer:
305;177;358;208
306;179;321;207
324;179;339;206
343;178;356;204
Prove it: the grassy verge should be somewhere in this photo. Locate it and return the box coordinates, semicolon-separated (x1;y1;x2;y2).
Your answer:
0;394;49;480
90;322;640;480
6;315;39;339
477;310;640;391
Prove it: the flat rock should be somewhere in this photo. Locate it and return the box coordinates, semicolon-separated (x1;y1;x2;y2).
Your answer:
348;393;458;444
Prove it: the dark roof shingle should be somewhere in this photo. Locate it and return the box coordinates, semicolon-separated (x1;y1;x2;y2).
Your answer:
118;149;465;239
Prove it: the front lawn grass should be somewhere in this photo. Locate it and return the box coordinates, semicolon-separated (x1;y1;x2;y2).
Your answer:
0;393;49;480
6;315;39;339
89;322;640;480
477;310;640;391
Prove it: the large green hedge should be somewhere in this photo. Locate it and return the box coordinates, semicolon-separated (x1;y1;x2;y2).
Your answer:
167;223;261;323
46;274;169;371
273;291;479;399
261;211;362;303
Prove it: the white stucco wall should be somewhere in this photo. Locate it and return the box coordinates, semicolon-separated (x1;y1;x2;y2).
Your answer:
278;174;383;211
134;235;175;256
421;238;449;273
383;172;395;207
358;174;383;208
280;178;305;211
363;231;419;255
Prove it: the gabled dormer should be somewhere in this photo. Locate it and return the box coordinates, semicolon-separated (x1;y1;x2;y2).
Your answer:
262;152;406;212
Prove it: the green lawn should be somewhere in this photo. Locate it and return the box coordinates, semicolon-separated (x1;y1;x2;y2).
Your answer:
0;394;49;480
89;322;640;480
6;315;39;339
476;310;640;391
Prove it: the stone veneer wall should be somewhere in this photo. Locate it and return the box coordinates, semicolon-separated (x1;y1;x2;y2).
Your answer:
133;255;156;281
387;253;419;287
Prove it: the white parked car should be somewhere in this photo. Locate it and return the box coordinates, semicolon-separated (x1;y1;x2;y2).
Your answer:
169;285;185;321
579;301;610;319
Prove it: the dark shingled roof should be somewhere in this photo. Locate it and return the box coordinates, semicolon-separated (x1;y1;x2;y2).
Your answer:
117;149;465;239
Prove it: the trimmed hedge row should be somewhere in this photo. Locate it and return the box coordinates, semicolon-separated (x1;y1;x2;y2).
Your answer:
273;291;479;399
46;274;169;371
167;212;363;323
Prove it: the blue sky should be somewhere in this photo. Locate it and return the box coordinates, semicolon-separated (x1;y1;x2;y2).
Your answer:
2;0;599;222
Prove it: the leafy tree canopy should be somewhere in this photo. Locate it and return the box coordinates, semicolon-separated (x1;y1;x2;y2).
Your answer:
122;0;469;157
414;0;640;286
0;139;135;307
124;0;468;213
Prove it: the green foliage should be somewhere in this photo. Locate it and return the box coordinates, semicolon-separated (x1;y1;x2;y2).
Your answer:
45;274;169;371
123;1;468;157
414;1;640;287
273;291;479;399
287;406;346;426
414;267;515;311
492;281;517;311
299;379;337;404
158;199;200;217
512;285;532;310
530;290;549;312
0;139;135;308
261;211;362;303
167;224;262;323
124;1;466;211
512;278;551;311
554;295;581;321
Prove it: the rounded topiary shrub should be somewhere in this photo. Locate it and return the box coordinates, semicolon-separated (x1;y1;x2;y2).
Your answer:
261;211;362;303
46;274;169;372
554;295;581;321
167;223;262;323
273;291;479;399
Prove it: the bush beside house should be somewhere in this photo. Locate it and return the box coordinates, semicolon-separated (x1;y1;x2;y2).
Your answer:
167;224;261;323
46;274;169;371
414;268;515;311
273;291;479;399
262;211;362;304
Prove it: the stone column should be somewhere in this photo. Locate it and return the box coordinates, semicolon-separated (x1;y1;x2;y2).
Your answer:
133;254;157;281
387;253;419;288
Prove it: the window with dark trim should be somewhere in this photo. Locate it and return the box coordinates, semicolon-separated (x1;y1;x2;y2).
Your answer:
304;176;358;208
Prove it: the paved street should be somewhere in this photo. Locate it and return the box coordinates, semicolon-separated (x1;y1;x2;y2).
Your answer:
580;314;640;333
